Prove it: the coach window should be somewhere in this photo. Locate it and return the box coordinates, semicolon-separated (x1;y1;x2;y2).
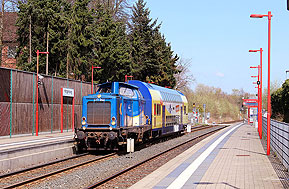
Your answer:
156;104;161;116
156;104;159;116
184;106;187;114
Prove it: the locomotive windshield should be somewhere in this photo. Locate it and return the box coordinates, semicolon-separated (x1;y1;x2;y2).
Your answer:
97;83;112;93
119;87;135;97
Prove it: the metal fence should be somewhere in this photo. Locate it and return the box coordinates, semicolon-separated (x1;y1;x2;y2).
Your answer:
262;117;289;170
0;67;93;137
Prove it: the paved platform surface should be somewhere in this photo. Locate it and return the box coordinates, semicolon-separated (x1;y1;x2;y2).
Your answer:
130;123;283;189
0;131;74;151
0;131;74;173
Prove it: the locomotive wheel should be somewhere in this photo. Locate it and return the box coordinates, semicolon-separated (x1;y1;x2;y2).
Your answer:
74;141;87;154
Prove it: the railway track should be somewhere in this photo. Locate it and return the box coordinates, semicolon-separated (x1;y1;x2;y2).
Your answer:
0;124;229;189
85;124;229;188
0;152;117;189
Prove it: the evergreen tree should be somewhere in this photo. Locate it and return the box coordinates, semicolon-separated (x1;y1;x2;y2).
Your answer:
50;1;71;76
90;0;130;23
16;0;69;75
271;79;289;123
281;80;289;122
16;0;179;86
16;1;32;71
153;32;179;88
67;0;95;80
129;0;160;83
129;0;179;88
271;88;283;120
92;8;132;83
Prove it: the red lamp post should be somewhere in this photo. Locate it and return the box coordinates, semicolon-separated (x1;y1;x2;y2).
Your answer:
250;11;272;155
249;48;263;140
125;75;133;82
35;50;49;136
91;66;101;94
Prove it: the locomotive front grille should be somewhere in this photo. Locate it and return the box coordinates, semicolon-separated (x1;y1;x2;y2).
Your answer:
87;101;111;125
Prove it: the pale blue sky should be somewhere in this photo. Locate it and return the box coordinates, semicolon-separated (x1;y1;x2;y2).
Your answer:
132;0;289;94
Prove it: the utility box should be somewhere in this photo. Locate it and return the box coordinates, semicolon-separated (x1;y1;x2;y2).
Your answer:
187;125;192;132
127;138;134;153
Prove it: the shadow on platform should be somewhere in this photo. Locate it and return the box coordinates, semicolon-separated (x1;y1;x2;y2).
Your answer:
194;182;240;189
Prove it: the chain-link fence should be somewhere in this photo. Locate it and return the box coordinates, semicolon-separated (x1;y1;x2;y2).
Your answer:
0;67;93;137
262;117;289;170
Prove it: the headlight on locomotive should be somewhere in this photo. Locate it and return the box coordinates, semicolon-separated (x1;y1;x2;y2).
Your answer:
111;117;116;126
81;116;86;125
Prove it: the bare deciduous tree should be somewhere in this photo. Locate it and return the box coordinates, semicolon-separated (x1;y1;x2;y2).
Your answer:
90;0;131;22
174;57;195;92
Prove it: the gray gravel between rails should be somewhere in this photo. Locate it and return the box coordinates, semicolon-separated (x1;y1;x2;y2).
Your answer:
26;125;228;189
0;154;103;188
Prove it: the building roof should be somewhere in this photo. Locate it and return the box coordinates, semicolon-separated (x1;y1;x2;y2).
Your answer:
3;12;18;43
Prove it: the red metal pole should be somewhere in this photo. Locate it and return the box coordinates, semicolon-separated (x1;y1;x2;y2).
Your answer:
267;11;272;155
248;107;250;124
125;75;127;82
61;88;63;133
72;93;75;131
91;65;93;94
36;50;39;136
34;50;49;136
126;75;133;83
260;48;263;139
257;65;261;138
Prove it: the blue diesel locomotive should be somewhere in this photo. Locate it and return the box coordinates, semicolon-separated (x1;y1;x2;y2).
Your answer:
74;80;188;151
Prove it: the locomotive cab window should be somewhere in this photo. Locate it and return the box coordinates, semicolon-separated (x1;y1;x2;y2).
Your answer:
120;87;135;97
97;84;112;93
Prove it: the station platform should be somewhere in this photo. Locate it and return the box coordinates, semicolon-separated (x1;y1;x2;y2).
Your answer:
0;131;74;173
130;123;284;189
0;131;74;151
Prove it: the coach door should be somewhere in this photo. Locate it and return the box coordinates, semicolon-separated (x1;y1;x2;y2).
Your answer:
180;106;183;125
162;105;166;129
124;99;133;127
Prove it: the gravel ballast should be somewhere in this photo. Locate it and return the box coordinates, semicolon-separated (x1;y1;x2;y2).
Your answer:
24;125;228;189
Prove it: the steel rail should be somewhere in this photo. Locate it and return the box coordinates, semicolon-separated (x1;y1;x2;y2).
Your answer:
0;153;89;179
85;124;231;188
2;153;117;189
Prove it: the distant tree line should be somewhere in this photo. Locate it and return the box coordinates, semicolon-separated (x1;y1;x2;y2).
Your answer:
16;0;180;88
184;85;249;122
271;79;289;123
